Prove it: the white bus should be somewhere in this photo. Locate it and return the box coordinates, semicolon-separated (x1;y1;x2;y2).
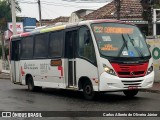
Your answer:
10;19;154;99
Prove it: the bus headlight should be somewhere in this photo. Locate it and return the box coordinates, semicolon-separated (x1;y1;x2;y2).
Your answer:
147;65;153;75
103;64;116;76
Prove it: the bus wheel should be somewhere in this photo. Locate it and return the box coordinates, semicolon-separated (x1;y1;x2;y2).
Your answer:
83;81;95;100
123;90;138;98
27;76;35;91
27;76;42;92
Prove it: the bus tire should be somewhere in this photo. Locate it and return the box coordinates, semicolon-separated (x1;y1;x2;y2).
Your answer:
83;81;95;100
27;76;42;91
27;76;35;91
123;90;138;98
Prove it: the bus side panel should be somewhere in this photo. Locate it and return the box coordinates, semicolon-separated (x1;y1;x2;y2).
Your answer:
76;58;99;91
20;59;66;89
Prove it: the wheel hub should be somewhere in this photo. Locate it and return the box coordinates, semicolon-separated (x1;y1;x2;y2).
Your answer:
85;85;92;94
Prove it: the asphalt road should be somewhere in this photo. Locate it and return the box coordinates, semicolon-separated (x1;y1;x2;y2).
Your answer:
0;79;160;120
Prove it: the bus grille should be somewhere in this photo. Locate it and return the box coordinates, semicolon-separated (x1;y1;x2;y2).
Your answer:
111;62;148;78
122;80;143;88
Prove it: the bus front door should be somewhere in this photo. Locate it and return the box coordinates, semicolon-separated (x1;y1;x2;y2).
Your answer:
11;40;21;83
65;30;78;88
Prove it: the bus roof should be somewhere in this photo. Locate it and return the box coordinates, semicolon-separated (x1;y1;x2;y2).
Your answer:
11;19;134;39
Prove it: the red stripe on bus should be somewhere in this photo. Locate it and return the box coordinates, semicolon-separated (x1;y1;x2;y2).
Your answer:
111;62;148;78
58;66;63;77
21;66;25;76
20;32;30;37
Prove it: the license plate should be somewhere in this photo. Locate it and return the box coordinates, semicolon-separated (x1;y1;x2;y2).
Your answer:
128;86;138;90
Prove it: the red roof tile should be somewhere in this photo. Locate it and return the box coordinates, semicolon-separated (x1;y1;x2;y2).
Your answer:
84;0;143;20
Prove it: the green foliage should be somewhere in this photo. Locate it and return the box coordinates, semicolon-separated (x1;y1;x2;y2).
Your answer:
141;0;160;20
153;4;160;8
0;0;11;31
0;0;21;31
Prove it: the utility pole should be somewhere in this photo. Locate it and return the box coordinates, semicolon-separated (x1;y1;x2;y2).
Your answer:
153;9;157;36
153;9;160;36
115;0;121;20
38;0;42;26
11;0;17;35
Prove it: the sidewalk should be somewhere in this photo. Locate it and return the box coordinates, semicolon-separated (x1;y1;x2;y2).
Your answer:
0;72;159;93
141;82;160;93
0;72;10;79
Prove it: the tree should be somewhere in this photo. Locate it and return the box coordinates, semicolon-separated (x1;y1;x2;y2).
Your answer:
141;0;160;36
0;0;21;60
0;0;21;32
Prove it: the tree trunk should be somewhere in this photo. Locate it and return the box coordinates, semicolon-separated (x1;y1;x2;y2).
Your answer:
0;32;5;61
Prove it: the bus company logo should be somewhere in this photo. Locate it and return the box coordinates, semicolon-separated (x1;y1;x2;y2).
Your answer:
2;112;11;117
130;71;135;76
24;63;27;69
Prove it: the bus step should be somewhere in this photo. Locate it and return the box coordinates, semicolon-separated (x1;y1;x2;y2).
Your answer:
14;82;22;85
66;86;78;90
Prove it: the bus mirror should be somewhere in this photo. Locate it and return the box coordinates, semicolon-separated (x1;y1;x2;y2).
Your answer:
50;59;62;66
143;34;146;39
141;31;146;39
147;44;151;48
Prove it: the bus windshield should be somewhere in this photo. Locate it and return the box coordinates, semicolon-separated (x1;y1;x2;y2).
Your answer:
91;23;150;58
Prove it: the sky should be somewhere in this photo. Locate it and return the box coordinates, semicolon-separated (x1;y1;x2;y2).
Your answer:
16;0;112;20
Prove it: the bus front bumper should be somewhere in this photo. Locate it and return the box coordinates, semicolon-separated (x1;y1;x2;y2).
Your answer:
99;71;154;91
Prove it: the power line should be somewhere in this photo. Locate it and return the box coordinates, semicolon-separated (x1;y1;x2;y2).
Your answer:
18;0;37;4
18;0;106;20
41;1;101;7
62;0;109;3
19;2;37;4
41;2;100;8
18;0;37;2
18;0;101;8
18;0;32;1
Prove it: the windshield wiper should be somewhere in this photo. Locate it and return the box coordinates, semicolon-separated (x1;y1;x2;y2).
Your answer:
117;34;128;57
127;34;144;58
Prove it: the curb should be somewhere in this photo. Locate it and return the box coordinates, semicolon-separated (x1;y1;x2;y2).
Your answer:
0;73;10;80
0;77;10;80
140;89;160;94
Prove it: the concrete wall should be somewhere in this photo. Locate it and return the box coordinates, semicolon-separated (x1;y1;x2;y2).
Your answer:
147;38;160;82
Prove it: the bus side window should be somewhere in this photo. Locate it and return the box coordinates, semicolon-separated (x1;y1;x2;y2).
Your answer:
78;26;96;63
21;36;34;59
49;31;63;58
65;30;78;59
34;33;49;58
